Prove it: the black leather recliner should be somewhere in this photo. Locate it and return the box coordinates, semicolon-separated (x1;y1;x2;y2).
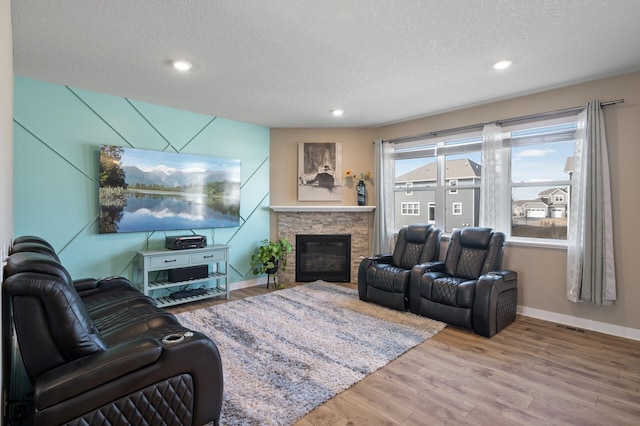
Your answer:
358;224;441;311
409;227;518;337
3;237;223;425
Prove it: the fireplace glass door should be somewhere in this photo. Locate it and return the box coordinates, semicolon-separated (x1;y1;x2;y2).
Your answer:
295;234;351;282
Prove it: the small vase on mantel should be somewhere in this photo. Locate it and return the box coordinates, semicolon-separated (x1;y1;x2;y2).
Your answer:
357;180;366;206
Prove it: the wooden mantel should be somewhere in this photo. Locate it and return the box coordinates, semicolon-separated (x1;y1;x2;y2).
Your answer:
270;206;375;212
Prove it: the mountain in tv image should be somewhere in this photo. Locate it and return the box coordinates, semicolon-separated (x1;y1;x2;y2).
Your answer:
122;164;239;188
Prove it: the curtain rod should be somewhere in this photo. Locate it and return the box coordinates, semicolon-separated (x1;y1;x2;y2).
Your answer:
384;99;624;144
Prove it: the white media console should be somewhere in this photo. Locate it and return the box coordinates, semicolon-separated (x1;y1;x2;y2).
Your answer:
136;244;229;307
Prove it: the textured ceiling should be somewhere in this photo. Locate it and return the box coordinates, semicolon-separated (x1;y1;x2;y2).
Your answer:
11;0;640;128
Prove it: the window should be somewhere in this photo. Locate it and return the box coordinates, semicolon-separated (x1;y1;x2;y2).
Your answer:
401;202;420;215
405;182;413;195
508;120;577;240
388;115;578;242
392;132;482;232
448;179;458;194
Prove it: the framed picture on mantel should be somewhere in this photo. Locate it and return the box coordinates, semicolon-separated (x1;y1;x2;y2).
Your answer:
297;142;343;201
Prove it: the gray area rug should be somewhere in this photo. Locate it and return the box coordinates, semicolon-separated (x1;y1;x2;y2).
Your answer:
175;280;446;426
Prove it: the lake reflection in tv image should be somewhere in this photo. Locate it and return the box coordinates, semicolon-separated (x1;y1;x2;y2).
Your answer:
120;191;239;232
99;145;241;234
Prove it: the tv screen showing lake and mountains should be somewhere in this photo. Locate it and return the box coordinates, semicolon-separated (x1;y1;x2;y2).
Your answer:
99;145;241;234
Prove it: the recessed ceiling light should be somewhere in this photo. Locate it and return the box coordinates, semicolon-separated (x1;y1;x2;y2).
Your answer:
493;59;512;70
332;109;344;117
171;60;193;71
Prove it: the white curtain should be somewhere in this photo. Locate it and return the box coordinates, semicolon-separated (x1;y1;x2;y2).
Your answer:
480;123;509;231
567;101;616;305
372;138;394;255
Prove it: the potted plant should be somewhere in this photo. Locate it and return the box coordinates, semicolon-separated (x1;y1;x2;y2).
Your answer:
250;237;292;289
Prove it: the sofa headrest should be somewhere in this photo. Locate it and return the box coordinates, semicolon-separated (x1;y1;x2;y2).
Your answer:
459;227;493;249
5;252;72;284
10;242;60;262
13;235;55;250
404;224;433;243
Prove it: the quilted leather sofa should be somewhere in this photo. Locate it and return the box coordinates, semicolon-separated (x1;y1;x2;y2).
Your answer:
3;236;223;425
409;227;518;337
358;224;441;311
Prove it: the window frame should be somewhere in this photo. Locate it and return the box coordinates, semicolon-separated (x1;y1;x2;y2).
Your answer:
388;115;578;244
504;117;578;244
391;131;483;233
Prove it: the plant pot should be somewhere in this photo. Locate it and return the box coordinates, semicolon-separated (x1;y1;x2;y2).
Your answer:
266;259;279;275
266;259;279;289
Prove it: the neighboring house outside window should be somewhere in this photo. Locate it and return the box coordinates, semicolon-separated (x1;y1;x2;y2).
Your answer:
513;188;568;217
394;154;481;232
509;121;576;240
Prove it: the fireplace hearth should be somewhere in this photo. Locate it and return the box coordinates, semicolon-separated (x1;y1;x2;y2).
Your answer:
296;234;351;282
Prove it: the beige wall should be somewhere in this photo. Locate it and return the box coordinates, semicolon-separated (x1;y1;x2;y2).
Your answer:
269;127;377;237
271;71;640;335
270;128;378;206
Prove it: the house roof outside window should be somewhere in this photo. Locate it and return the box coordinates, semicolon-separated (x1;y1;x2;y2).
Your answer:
395;158;481;184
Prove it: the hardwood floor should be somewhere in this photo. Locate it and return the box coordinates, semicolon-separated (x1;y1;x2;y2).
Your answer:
168;283;640;425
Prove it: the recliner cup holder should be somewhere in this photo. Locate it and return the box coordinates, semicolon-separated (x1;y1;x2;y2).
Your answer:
162;333;185;344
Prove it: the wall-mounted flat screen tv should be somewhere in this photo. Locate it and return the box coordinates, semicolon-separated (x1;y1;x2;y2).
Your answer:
99;145;241;234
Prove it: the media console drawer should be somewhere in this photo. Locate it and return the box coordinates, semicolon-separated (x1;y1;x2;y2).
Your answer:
191;251;225;263
149;253;190;269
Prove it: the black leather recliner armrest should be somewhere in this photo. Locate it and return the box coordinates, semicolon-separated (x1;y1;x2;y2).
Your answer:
486;269;517;282
415;261;444;273
72;278;100;292
35;337;163;410
358;253;393;300
408;261;445;299
74;276;135;293
473;270;518;337
366;254;394;265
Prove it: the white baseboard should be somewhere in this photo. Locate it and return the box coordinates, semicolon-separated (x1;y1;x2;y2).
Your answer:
229;278;267;291
518;305;640;341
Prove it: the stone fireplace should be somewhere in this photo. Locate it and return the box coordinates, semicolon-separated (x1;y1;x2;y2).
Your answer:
271;206;375;283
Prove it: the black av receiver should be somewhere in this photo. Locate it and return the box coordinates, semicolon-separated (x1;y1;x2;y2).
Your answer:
165;235;207;250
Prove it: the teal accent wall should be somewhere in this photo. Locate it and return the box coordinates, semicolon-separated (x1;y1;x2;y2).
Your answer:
13;76;270;284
